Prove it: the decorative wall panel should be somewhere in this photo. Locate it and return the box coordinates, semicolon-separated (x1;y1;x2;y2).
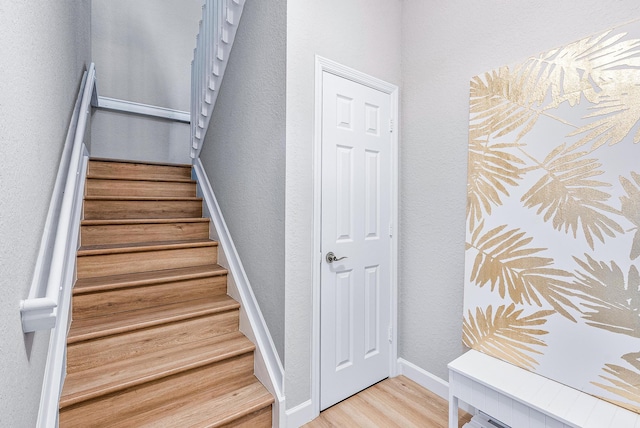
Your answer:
463;19;640;413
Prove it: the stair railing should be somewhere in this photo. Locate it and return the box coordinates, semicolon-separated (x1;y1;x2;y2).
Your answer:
190;0;245;160
20;63;97;333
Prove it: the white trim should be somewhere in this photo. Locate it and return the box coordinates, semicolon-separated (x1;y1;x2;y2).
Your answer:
398;358;476;416
20;64;96;333
192;158;285;425
397;358;449;400
311;55;400;417
97;96;190;123
285;399;314;428
190;0;246;159
37;151;89;428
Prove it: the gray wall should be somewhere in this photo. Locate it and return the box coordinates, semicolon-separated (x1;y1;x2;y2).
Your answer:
285;0;403;410
199;0;287;361
90;0;202;164
399;0;640;382
0;1;91;425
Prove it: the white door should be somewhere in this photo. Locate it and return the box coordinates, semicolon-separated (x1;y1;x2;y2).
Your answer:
320;71;393;410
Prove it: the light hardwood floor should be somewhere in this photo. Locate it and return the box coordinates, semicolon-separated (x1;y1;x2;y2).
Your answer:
303;376;472;428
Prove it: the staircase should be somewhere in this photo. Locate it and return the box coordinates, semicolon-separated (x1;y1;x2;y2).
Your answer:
59;159;274;427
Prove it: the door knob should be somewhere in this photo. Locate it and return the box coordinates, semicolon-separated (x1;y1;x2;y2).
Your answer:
326;252;348;264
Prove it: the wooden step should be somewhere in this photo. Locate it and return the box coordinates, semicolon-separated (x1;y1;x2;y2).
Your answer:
67;310;240;374
68;296;240;344
61;331;255;409
85;178;197;198
59;354;262;427
72;266;228;321
73;264;226;295
87;159;192;182
81;218;210;246
83;196;202;220
125;380;273;428
76;240;218;279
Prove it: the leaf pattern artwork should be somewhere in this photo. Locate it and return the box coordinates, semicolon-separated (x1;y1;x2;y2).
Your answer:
463;20;640;414
574;254;640;338
620;172;640;260
592;352;640;412
567;82;640;152
516;30;640;110
520;143;623;249
468;221;579;320
463;304;553;370
466;134;526;231
469;67;541;142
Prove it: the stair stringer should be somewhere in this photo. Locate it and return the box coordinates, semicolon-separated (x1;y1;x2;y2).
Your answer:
191;0;247;159
193;159;285;427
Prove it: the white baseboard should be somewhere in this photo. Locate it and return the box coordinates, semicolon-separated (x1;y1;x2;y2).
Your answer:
285;399;314;428
397;358;475;415
397;358;449;400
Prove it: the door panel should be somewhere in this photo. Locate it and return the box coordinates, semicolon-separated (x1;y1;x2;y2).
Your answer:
320;71;392;410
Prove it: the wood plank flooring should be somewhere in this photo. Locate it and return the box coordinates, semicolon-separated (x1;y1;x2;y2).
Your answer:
303;376;472;428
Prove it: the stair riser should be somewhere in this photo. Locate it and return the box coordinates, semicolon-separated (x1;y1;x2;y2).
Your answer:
73;275;227;321
88;161;191;181
67;311;239;374
220;407;273;428
60;354;256;427
81;221;210;246
77;246;217;279
85;179;196;198
84;199;202;220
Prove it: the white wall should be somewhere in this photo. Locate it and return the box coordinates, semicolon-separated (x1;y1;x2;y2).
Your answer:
90;0;202;164
0;0;91;425
400;0;640;383
285;0;403;410
199;0;287;362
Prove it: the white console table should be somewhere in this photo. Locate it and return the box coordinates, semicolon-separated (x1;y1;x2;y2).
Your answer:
448;350;640;428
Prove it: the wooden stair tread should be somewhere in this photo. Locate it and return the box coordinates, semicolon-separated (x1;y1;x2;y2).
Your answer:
60;332;255;409
81;218;209;226
89;157;192;168
131;379;274;428
68;296;240;343
74;264;227;294
86;175;196;184
86;174;195;183
78;239;217;256
84;196;202;201
87;159;192;182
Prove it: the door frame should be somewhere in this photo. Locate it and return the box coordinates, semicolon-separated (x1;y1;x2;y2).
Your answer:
311;55;399;417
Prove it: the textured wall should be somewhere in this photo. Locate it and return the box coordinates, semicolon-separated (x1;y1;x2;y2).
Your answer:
199;0;287;361
400;0;640;384
90;0;201;163
285;0;402;410
0;0;91;425
90;110;191;164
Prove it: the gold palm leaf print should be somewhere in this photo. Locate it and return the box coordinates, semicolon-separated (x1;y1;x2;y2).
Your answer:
469;220;579;320
520;143;623;249
463;303;553;370
593;352;640;411
574;254;640;338
567;81;640;152
470;30;640;144
467;134;526;231
515;30;640;110
469;66;540;141
620;172;640;260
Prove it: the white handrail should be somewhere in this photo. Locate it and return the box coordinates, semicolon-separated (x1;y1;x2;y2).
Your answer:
20;63;97;333
190;0;245;160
